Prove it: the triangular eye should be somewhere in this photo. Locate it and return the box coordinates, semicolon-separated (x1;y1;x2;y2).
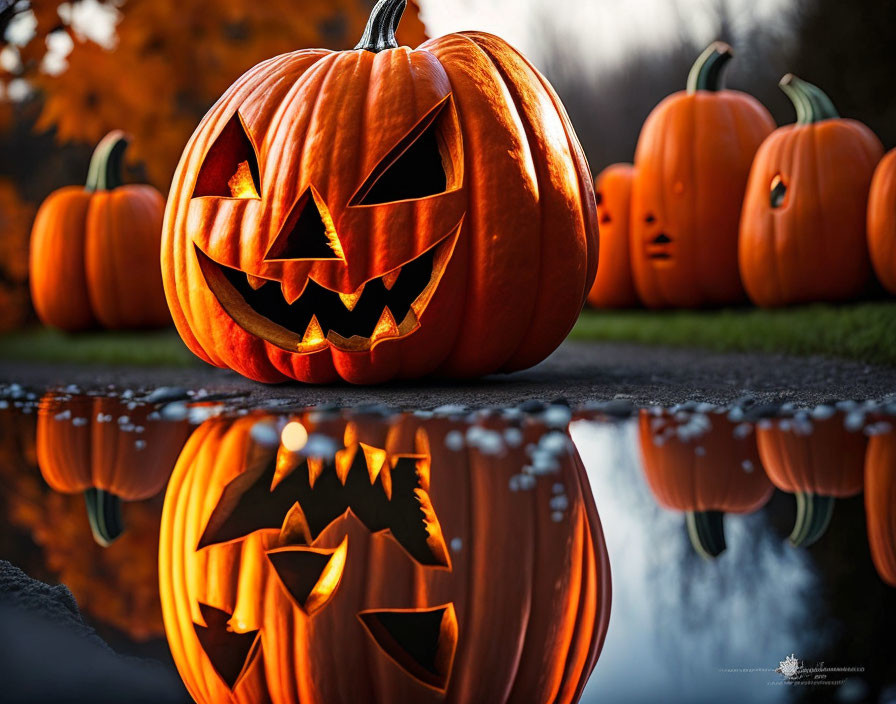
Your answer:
358;604;458;691
192;111;262;199
193;603;260;690
265;188;344;261
350;97;460;206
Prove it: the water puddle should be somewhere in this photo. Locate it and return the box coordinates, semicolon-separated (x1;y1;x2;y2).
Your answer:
1;384;894;703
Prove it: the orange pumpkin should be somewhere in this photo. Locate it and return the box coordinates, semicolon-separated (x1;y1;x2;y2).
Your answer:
630;42;775;308
865;427;896;587
161;0;597;384
159;410;610;703
756;414;866;547
638;409;773;558
868;148;896;295
30;131;170;331
36;392;190;545
587;163;638;308
739;75;883;307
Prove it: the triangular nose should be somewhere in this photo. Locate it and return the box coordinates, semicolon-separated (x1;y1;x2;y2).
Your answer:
265;188;343;261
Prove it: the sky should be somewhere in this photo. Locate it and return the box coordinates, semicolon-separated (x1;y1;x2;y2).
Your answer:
420;0;791;71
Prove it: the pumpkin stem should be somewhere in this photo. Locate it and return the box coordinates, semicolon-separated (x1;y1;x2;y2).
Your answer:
355;0;406;53
84;488;124;547
685;510;726;559
85;130;130;191
789;492;835;548
686;42;733;93
779;74;839;125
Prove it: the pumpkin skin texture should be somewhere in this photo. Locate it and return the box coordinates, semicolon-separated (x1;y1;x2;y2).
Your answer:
756;414;866;547
159;410;611;704
868;148;896;295
739;75;883;307
587;163;638;308
36;393;190;546
638;409;773;558
161;0;597;385
630;43;775;309
865;428;896;587
30;131;170;331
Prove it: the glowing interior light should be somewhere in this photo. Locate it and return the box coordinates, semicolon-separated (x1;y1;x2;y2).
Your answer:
227;160;259;199
281;421;308;453
301;315;326;347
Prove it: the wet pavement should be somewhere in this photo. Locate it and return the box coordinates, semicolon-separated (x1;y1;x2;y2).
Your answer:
1;381;895;703
4;340;896;408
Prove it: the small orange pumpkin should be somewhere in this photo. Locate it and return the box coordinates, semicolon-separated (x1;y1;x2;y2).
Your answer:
160;410;610;703
868;148;896;295
30;131;171;331
587;163;638;308
739;75;883;307
630;42;775;308
638;409;773;558
36;393;190;545
865;427;896;587
756;414;866;547
161;0;597;384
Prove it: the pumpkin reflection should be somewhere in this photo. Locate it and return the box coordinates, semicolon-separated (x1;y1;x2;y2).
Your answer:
638;409;773;558
865;426;896;587
36;392;191;545
160;410;611;703
756;414;866;548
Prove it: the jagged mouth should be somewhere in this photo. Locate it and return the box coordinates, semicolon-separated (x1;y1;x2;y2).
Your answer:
195;230;457;354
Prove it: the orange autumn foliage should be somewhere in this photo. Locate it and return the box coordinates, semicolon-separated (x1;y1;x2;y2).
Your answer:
0;180;36;331
25;0;427;189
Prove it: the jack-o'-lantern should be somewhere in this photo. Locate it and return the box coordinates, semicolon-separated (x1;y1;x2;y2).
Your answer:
36;393;190;545
161;0;598;384
30;131;170;331
630;42;775;308
756;414;866;547
868;148;896;295
865;427;896;587
739;75;883;307
587;164;638;308
159;410;610;703
638;409;773;558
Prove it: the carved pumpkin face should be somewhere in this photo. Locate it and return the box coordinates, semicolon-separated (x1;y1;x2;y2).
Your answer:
159;410;610;703
162;0;597;384
638;409;773;558
630;43;775;308
739;75;882;307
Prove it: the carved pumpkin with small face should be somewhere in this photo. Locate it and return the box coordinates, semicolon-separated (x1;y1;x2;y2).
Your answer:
587;163;638;308
756;414;866;547
161;0;597;384
739;75;883;307
630;43;775;308
37;393;190;546
638;409;773;558
159;410;610;703
30;131;170;331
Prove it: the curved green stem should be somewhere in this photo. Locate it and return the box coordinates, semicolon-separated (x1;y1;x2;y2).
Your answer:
84;488;124;547
789;492;835;548
686;510;726;559
354;0;406;53
779;74;839;125
85;130;130;192
686;42;733;93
